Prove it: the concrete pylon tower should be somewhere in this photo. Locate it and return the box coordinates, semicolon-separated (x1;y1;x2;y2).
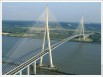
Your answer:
40;5;54;67
79;17;85;41
81;17;85;41
82;17;85;41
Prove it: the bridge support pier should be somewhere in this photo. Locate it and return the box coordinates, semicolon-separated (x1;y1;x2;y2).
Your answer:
83;35;85;42
79;36;81;41
40;57;43;66
34;61;36;74
27;65;30;75
19;70;22;75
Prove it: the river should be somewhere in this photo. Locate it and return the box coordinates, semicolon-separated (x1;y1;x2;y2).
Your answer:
2;36;101;75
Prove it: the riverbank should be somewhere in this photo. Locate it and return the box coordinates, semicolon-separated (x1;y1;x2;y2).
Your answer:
31;64;77;75
2;34;101;44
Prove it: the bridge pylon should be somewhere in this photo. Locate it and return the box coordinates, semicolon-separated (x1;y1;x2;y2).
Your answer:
40;5;54;68
79;17;86;42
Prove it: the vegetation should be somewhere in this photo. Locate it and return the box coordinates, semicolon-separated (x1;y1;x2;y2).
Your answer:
2;20;101;43
2;26;101;43
89;32;101;43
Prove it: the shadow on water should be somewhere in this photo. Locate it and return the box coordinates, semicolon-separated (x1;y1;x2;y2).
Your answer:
53;42;86;74
68;42;84;57
59;42;84;65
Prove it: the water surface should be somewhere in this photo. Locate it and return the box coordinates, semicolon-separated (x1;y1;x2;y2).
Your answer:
2;36;101;75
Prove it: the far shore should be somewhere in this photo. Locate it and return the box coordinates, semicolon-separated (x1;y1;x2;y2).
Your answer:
2;32;10;35
2;32;101;44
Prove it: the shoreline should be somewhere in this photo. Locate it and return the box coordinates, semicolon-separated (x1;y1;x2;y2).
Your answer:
2;35;101;44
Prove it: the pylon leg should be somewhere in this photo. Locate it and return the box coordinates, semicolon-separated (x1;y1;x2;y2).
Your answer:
49;51;54;67
27;65;30;75
19;70;22;75
40;57;43;66
34;61;36;74
40;28;46;66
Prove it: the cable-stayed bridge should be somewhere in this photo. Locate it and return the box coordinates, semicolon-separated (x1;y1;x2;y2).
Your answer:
2;5;93;75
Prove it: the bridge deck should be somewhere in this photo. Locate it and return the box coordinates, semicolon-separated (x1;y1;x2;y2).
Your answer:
4;34;92;75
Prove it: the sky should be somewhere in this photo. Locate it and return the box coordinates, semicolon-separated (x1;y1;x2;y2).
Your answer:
2;2;101;23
